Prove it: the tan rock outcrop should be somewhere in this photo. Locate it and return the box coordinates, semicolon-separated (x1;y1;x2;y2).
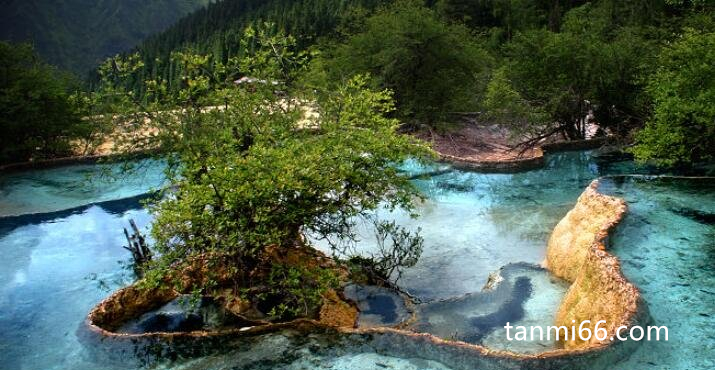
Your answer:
545;180;641;349
545;183;626;282
89;285;177;332
319;289;358;328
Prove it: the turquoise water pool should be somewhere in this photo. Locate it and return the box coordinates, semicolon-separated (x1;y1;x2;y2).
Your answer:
0;159;167;217
598;177;715;370
0;152;712;369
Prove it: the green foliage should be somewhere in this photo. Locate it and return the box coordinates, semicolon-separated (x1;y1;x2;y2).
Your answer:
665;0;714;8
312;0;492;127
503;3;654;139
482;67;548;136
0;41;93;164
633;30;715;166
436;0;589;37
0;0;209;74
102;26;431;319
261;264;339;319
114;0;387;96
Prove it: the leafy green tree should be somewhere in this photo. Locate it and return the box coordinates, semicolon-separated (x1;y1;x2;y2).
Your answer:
101;26;431;320
113;0;386;96
0;42;90;164
501;3;653;141
436;0;589;38
313;0;492;128
482;67;548;138
633;30;715;166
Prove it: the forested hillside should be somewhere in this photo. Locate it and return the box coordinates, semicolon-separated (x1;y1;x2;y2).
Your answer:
2;0;713;167
107;0;715;165
121;0;388;93
0;0;210;74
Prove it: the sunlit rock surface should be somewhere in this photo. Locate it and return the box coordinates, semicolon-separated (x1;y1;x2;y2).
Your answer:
545;181;643;349
545;183;626;282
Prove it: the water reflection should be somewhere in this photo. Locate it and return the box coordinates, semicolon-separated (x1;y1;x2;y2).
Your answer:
0;204;150;370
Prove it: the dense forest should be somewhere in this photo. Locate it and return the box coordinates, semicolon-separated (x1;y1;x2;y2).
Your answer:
114;0;715;165
1;0;714;166
0;0;210;74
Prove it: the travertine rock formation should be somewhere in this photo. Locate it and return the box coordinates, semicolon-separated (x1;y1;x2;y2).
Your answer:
545;180;642;349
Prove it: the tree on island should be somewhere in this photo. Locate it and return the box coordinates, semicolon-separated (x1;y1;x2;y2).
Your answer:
98;25;431;320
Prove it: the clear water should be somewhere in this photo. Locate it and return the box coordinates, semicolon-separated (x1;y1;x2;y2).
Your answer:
0;201;152;370
0;152;712;369
0;159;167;217
150;330;455;370
343;285;412;328
322;152;616;301
598;177;715;370
406;263;569;352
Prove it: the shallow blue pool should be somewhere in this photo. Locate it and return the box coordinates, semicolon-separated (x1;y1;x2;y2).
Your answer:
0;159;166;217
0;152;712;369
599;177;715;370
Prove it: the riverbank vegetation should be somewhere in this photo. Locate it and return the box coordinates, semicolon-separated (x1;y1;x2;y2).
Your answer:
0;42;88;164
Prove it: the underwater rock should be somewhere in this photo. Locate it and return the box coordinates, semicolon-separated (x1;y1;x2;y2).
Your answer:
343;285;411;328
116;296;262;334
406;168;453;180
125;311;204;333
591;146;634;163
465;277;532;343
436;181;474;192
406;263;567;348
671;207;715;225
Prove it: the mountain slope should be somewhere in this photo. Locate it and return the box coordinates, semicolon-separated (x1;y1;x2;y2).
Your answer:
115;0;387;94
138;0;387;56
0;0;210;74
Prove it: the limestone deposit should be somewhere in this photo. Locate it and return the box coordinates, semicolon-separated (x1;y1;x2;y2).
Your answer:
545;180;642;349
